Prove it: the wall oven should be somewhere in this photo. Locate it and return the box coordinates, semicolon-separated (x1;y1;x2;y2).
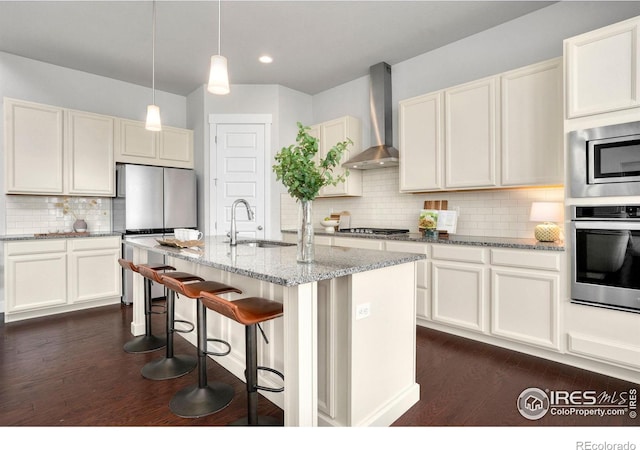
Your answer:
569;121;640;197
570;205;640;313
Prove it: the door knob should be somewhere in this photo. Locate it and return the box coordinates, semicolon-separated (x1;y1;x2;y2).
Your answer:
257;225;263;230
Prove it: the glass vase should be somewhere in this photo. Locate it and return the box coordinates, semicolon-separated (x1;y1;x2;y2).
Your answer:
297;199;314;263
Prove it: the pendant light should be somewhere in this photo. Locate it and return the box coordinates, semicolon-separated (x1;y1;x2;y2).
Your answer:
145;0;162;131
207;0;230;95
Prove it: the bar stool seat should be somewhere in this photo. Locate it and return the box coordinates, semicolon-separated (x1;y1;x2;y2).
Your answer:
136;266;203;380
118;259;173;353
161;275;242;418
199;291;284;426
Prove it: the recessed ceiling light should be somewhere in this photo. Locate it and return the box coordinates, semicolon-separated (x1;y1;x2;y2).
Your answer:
259;55;273;64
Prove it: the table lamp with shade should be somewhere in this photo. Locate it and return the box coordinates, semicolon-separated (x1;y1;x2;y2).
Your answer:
529;202;563;242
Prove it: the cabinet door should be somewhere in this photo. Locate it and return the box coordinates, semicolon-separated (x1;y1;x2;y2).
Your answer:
432;261;486;332
491;268;560;350
66;110;115;196
159;126;194;168
565;17;640;118
386;241;430;320
69;237;121;304
399;92;443;192
4;99;64;194
501;58;563;186
318;116;362;197
445;77;498;189
117;119;157;163
6;252;68;313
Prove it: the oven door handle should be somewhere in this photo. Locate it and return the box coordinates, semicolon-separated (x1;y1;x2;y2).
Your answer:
573;221;640;231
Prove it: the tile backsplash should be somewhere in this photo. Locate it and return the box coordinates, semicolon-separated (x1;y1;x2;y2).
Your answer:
5;195;112;235
280;169;565;240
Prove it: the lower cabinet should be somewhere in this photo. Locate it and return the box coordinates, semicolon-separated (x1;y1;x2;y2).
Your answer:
4;236;122;322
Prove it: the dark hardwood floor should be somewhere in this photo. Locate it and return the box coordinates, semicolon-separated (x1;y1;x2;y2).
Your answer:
0;303;637;429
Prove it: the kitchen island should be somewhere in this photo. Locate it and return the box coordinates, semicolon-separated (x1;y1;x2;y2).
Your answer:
124;235;425;427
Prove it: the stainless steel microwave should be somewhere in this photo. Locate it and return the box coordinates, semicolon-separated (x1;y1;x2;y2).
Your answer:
569;121;640;197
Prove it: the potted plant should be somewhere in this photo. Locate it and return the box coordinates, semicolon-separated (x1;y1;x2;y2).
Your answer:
273;122;353;262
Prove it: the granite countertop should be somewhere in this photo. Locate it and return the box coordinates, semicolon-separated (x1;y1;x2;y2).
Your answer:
0;232;123;241
281;229;565;251
124;235;425;287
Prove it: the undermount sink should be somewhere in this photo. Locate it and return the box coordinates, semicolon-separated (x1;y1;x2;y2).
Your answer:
236;239;296;248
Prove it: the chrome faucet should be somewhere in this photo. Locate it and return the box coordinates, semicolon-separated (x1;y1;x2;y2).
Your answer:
229;198;254;246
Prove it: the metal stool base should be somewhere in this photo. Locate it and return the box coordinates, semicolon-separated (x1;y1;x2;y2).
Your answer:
123;334;166;354
231;416;283;426
169;382;234;418
141;355;197;380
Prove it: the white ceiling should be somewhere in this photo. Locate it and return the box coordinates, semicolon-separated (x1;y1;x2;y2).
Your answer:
0;1;555;96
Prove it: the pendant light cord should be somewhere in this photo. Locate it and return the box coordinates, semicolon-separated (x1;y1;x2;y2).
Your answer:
217;0;221;56
152;0;156;105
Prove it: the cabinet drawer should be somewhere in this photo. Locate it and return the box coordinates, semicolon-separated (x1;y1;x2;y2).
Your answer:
70;236;121;251
385;240;429;256
431;244;486;263
491;248;561;272
332;237;384;250
6;239;67;256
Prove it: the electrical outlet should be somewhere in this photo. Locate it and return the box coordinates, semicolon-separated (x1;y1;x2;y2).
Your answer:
355;303;371;320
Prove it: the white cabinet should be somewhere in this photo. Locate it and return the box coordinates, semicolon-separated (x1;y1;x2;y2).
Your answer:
5;240;68;313
66;109;115;196
4;98;64;194
431;244;488;332
444;76;499;189
565;16;640;118
311;116;362;197
116;119;194;169
4;236;122;322
490;248;562;350
399;92;443;192
4;98;115;196
500;58;563;186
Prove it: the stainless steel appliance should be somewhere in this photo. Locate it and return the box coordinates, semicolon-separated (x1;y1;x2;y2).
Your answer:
337;228;409;235
570;205;640;313
113;163;198;304
569;121;640;197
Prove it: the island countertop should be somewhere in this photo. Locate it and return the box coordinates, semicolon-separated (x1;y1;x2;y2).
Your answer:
124;235;425;287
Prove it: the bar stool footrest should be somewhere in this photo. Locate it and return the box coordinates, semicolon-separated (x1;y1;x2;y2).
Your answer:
256;366;284;393
172;319;195;334
205;338;231;357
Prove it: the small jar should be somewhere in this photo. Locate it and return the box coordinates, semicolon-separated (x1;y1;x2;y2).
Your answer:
423;228;438;239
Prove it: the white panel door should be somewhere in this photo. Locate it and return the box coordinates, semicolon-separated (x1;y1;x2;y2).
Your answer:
214;123;265;239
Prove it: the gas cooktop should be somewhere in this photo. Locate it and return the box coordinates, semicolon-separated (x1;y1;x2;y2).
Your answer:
337;228;410;235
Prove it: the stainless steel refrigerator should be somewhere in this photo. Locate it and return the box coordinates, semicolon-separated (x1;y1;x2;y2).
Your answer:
113;163;197;304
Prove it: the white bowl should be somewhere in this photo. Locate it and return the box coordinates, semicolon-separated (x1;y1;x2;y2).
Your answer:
321;219;339;228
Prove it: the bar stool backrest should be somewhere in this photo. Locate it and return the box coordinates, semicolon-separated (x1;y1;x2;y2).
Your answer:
137;265;165;283
118;258;139;273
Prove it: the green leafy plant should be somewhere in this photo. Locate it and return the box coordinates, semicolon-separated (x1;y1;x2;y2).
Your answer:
273;122;353;201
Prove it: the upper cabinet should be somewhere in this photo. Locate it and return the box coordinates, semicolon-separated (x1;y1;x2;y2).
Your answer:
399;57;563;193
444;76;499;189
501;58;563;186
4;98;114;196
311;115;362;197
399;92;443;192
565;16;640;118
116;119;194;169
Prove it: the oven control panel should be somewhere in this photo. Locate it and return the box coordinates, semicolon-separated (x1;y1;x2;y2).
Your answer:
574;205;640;220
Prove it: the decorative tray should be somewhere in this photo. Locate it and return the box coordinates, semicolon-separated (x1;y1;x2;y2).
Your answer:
155;238;204;248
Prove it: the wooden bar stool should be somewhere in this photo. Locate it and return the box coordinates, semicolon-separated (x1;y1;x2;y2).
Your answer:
118;258;171;353
161;275;242;418
199;290;284;426
136;265;204;380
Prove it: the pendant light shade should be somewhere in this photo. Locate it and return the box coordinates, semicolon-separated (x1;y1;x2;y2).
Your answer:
145;0;162;131
207;0;230;95
145;104;162;131
208;55;230;95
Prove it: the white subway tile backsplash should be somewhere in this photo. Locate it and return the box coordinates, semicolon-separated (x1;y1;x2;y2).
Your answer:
280;168;565;239
5;196;112;235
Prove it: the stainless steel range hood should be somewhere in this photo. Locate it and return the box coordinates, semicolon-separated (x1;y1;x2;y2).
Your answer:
343;62;399;170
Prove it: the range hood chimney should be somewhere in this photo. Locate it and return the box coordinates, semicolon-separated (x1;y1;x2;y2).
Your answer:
343;62;399;170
